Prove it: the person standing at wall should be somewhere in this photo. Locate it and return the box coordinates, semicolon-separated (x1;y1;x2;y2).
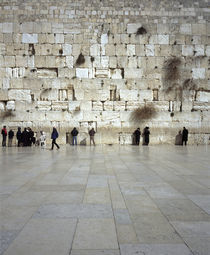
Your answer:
89;128;96;146
51;127;60;150
182;127;189;146
133;128;141;145
71;127;79;145
40;131;46;148
8;129;14;147
1;126;7;147
143;126;150;146
16;127;22;147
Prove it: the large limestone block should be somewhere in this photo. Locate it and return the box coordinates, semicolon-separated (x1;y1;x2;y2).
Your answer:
80;101;92;111
101;111;120;121
3;78;10;89
55;34;64;43
0;102;5;111
105;45;116;56
145;45;155;56
116;44;126;56
114;101;125;111
16;56;28;67
74;89;84;100
109;57;117;68
62;44;72;55
192;68;205;79
90;44;100;56
37;101;51;111
127;101;142;111
196;91;210;102
180;24;192;34
127;23;142;34
95;69;110;78
128;57;137;68
40;89;58;101
182;45;194;56
22;34;38;43
206;46;210;56
92;101;103;111
20;22;34;33
194;45;204;56
66;56;74;68
104;101;113;111
192;24;207;35
157;35;169;45
127;45;135;56
110;69;122;79
4;56;15;67
139;90;153;102
76;68;89;78
52;23;64;33
52;101;68;111
69;101;80;111
101;34;108;44
6;100;15;111
120;89;138;101
136;45;145;56
8;89;31;102
2;23;13;33
124;68;142;79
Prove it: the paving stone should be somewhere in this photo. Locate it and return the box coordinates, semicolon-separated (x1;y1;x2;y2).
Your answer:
120;244;193;255
3;219;77;255
72;219;118;249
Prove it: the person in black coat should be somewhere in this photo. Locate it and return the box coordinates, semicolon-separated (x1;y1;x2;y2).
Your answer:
1;126;7;147
71;127;79;145
8;129;14;147
16;127;22;147
51;127;60;150
182;127;188;146
21;128;29;146
143;127;150;146
133;128;141;145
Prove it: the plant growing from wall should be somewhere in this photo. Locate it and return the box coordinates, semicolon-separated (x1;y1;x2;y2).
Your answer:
136;27;147;35
130;104;157;123
76;53;85;66
0;110;15;119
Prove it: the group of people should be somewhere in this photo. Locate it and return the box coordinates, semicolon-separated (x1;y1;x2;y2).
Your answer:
133;127;150;146
1;125;189;148
1;126;96;149
71;127;96;146
1;126;35;147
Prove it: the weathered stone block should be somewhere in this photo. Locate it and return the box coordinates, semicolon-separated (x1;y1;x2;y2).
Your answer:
95;69;110;78
109;57;117;68
37;101;51;111
206;46;210;56
110;69;122;79
136;45;145;56
92;101;103;111
80;101;92;111
104;101;113;111
192;68;205;79
2;23;13;33
105;45;115;56
116;44;126;56
22;34;38;43
76;68;89;78
90;44;100;56
0;102;5;111
114;101;125;111
101;34;108;44
62;44;72;55
180;24;192;34
196;91;210;102
127;23;142;34
6;100;15;111
124;68;142;79
192;24;206;35
8;89;31;102
4;56;15;67
182;45;194;56
145;45;155;56
74;89;84;100
120;89;138;101
40;89;58;101
55;34;64;43
69;101;80;111
157;35;169;45
139;90;153;102
194;45;204;56
127;45;135;56
3;78;10;89
52;101;68;111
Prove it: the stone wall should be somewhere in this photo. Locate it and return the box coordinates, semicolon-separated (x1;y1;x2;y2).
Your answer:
0;0;209;144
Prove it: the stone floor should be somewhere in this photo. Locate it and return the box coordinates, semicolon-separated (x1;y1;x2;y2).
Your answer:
0;145;210;255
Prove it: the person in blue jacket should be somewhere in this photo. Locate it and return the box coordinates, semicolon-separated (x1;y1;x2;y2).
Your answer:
51;127;60;150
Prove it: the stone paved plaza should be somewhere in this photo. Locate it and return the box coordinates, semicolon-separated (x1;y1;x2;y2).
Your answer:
0;145;210;255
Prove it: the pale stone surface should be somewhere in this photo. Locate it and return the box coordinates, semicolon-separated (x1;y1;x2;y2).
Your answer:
22;34;38;43
76;68;89;78
192;68;205;79
0;145;209;254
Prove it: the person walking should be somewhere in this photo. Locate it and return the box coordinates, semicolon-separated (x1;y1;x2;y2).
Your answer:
8;129;14;147
71;127;79;145
51;127;60;150
133;128;141;145
16;127;22;147
182;127;188;146
143;126;150;146
89;128;96;146
1;126;7;147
